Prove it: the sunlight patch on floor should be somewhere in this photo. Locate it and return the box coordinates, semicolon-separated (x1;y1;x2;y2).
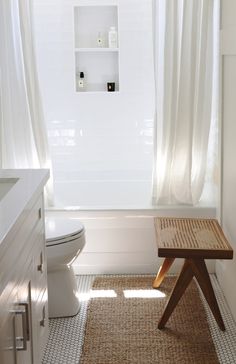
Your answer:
78;289;117;301
123;289;166;298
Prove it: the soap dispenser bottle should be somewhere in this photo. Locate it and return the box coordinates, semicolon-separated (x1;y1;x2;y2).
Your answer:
77;71;85;91
108;26;118;48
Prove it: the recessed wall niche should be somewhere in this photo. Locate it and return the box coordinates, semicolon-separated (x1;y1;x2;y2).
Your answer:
74;5;119;92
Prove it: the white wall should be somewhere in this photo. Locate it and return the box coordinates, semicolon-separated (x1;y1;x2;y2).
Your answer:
216;0;236;321
33;0;155;208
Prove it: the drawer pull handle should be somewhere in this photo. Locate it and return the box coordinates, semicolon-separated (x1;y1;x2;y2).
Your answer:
13;303;29;351
37;263;44;273
40;306;46;327
38;207;42;219
37;252;44;273
20;302;30;341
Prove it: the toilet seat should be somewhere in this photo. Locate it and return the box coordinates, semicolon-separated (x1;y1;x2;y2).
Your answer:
45;217;85;247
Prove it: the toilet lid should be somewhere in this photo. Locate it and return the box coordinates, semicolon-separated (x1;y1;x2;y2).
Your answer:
45;217;84;244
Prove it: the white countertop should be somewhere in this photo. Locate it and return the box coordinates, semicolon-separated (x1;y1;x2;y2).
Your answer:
0;169;49;247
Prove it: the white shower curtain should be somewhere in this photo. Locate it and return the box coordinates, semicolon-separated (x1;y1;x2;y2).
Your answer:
152;0;219;205
0;0;53;205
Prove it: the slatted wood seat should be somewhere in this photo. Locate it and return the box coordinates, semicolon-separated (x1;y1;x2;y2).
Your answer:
153;217;233;331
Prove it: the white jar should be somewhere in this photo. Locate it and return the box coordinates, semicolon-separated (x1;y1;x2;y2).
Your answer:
108;26;118;48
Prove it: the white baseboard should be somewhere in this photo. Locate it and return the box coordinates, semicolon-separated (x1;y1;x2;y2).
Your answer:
73;253;215;275
73;263;158;275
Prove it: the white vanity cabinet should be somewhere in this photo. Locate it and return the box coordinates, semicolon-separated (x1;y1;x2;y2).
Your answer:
0;170;49;364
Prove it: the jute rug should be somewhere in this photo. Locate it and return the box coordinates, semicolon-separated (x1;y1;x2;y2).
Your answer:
80;276;219;364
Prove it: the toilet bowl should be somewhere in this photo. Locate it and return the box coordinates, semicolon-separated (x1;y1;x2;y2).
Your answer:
45;217;86;318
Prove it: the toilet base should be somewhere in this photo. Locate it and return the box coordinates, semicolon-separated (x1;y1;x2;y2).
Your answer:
47;265;80;318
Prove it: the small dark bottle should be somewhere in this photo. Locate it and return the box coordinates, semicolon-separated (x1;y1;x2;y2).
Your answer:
78;72;85;90
107;82;115;92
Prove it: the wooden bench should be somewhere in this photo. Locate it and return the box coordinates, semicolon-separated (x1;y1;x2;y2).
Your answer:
153;217;233;331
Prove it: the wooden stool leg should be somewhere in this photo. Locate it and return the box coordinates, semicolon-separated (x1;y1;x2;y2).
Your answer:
158;259;194;329
189;258;225;331
153;258;175;288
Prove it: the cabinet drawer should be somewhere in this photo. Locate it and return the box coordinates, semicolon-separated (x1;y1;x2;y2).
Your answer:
32;289;48;364
0;196;44;295
16;196;43;251
0;290;17;364
17;220;45;292
33;242;47;302
0;310;16;364
0;284;17;326
25;196;43;234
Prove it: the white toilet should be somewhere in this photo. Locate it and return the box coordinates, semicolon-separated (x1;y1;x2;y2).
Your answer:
45;217;86;318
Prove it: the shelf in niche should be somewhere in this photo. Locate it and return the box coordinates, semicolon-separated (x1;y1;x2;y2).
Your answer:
76;82;119;93
75;51;119;92
74;5;119;93
76;90;120;94
75;47;119;53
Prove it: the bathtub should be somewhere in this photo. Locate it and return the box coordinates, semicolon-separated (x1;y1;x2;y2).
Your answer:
46;205;217;275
